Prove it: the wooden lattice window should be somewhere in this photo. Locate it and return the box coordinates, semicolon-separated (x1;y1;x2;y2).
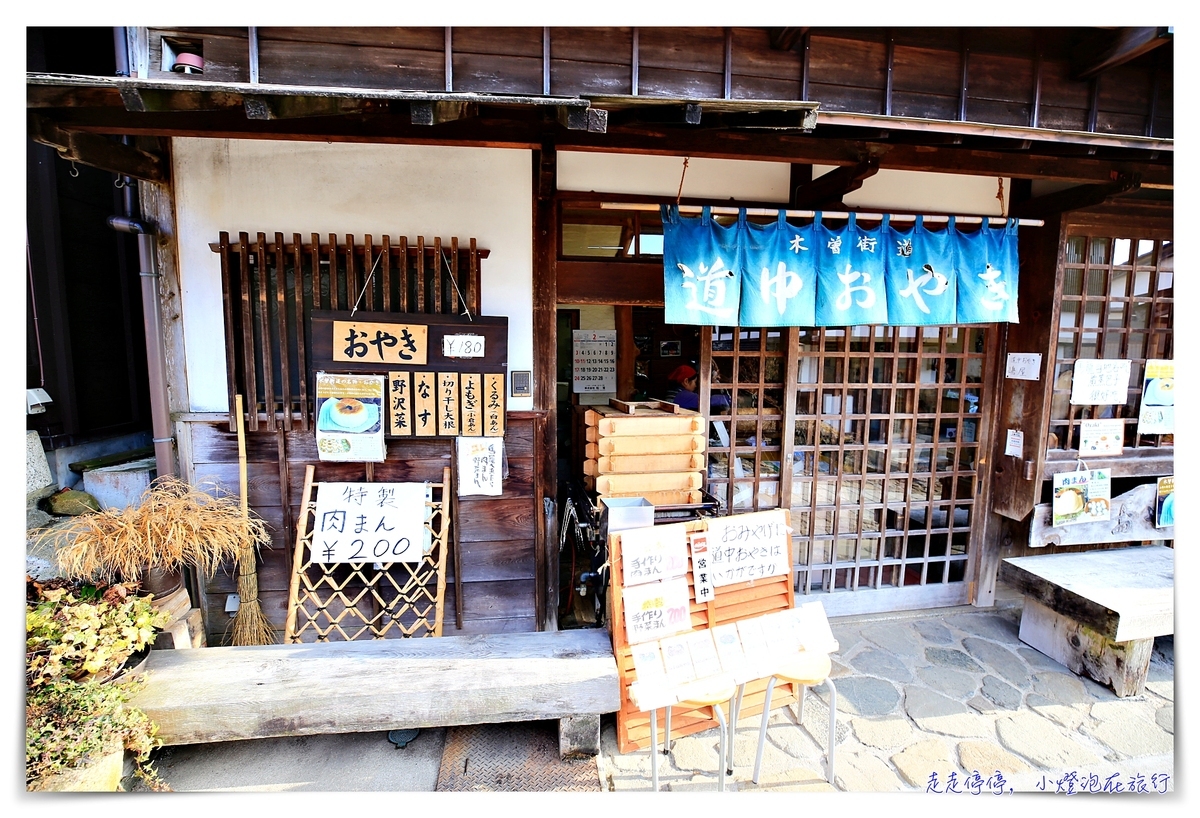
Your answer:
214;232;486;433
704;327;789;513
1049;232;1173;451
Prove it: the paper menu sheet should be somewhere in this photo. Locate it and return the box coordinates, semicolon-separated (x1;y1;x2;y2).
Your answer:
630;641;667;682
791;601;838;654
682;630;723;679
658;634;698;685
711;623;748;678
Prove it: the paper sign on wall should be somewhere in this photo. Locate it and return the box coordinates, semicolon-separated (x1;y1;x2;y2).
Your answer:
1005;352;1042;381
315;372;386;462
1070;359;1132;405
619;523;690;587
1004;429;1024;457
704;509;790;587
1052;469;1111;528
688;532;715;603
622;577;692;645
312;482;430;564
1137;359;1175;435
456;437;503;497
572;329;617;393
1079;419;1125;456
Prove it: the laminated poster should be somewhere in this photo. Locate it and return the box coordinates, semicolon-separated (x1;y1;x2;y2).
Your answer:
315;372;385;462
1052;469;1111;528
1137;359;1175;436
1079;419;1125;456
1156;476;1174;529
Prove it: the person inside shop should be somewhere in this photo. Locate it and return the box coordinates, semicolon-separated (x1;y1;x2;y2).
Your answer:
664;364;732;413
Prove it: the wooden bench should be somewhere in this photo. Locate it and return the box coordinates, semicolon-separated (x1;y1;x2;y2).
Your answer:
129;629;620;758
1000;544;1173;697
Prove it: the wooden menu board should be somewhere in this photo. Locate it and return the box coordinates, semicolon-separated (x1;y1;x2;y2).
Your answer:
608;511;796;753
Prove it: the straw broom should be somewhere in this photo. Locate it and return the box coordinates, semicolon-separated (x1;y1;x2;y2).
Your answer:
230;394;275;646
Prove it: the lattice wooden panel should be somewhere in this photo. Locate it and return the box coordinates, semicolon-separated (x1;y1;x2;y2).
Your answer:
284;465;450;642
609;512;796;754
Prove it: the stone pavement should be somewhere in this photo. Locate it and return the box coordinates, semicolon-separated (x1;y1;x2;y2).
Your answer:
599;602;1174;794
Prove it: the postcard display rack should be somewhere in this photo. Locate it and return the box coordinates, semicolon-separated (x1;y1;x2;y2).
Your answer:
610;508;839;753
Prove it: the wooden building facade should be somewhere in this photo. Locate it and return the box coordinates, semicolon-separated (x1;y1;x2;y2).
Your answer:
27;25;1172;641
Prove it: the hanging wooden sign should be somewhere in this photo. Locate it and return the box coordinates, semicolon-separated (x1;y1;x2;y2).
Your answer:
312;310;508;439
312;310;507;374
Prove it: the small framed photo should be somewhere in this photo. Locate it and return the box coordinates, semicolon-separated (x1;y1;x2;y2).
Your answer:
659;340;682;358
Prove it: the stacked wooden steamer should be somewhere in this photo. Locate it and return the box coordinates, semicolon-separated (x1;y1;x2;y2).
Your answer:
582;401;705;506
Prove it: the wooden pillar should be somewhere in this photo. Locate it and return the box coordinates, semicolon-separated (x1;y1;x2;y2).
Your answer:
533;142;557;484
614;305;635;400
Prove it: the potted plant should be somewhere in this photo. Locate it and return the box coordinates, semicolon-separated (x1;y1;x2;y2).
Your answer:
26;577;172;791
40;476;268;599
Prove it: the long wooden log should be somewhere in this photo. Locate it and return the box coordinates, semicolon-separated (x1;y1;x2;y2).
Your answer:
131;629;620;745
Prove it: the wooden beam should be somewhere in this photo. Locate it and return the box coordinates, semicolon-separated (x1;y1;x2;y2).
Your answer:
1073;27;1173;80
768;27;808;51
27;114;167;183
38;107;1173;187
410;100;478;126
791;157;880;208
1010;173;1141;220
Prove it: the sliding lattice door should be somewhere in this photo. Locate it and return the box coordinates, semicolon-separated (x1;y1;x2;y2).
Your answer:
703;324;996;616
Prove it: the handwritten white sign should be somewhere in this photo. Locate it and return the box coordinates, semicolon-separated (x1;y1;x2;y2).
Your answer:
658;632;698;684
456;437;503;497
442;334;486;358
704;509;790;587
312;482;429;564
622;577;692;645
1070;359;1132;405
1005;352;1042;381
630;640;667;682
619;523;689;587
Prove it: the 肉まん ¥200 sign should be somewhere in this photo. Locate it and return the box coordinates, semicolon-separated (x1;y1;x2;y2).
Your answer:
312;482;431;564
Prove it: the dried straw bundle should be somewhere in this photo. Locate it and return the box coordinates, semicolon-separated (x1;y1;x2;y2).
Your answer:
47;477;269;585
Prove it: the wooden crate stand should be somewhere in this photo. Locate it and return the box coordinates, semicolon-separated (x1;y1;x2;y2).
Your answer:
609;512;797;753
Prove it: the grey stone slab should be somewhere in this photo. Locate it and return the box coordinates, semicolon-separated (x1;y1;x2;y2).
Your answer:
830;623;863;649
963;637;1030;688
1145;679;1173;701
956;740;1031;776
27;430;53;493
834;748;907;792
826;675;901;717
1030;671;1090;705
944;612;1020;642
981;675;1022;710
967;695;996;714
917;666;978;699
740;766;835;791
890;737;958;787
925;647;983;672
1026;694;1086;731
912;618;956;645
1156;705;1173;735
904;687;993;738
669;731;722;773
851;716;913;750
799;691;852;745
861;621;924;656
1017;646;1069;673
1087;711;1173;758
829;657;853;679
849;648;914;683
995;712;1100;769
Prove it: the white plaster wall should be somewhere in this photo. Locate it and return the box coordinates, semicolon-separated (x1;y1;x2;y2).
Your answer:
171;139;533;412
558;151;790;202
813;166;1010;217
